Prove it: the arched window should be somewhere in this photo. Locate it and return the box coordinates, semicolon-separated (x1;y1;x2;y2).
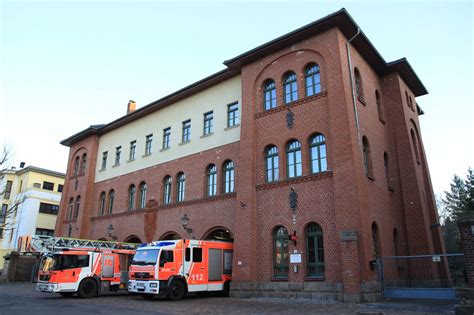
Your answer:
265;146;279;183
207;164;217;197
223;160;235;194
74;196;81;219
68;198;74;220
128;185;136;210
286;140;302;178
306;223;324;277
176;172;186;202
263;79;277;110
73;156;80;176
163;176;172;205
283;71;298;104
108;189;115;214
409;96;414;111
410;129;421;164
309;134;327;173
372;222;381;258
375;90;385;123
354;68;364;100
305;63;321;96
362;136;372;177
273;226;289;278
99;192;106;216
139;182;147;209
384;152;390;187
81;153;87;174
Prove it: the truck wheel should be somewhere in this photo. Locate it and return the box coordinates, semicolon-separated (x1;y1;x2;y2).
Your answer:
167;280;185;301
59;292;75;298
220;281;230;297
78;278;98;298
141;294;155;300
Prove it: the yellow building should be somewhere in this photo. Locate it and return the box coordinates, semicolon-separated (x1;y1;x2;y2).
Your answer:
0;166;65;269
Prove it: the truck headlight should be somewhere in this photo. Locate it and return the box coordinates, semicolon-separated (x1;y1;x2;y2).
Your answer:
150;283;157;288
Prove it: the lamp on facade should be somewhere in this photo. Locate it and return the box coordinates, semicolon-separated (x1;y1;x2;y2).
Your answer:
107;224;117;240
181;214;193;235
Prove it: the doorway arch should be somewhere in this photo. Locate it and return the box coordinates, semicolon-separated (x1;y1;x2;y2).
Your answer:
124;235;142;244
202;227;234;242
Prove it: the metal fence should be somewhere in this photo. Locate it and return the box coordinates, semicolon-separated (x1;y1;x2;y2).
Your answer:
379;254;466;300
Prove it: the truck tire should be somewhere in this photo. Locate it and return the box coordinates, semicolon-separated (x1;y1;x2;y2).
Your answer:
167;279;186;301
220;281;230;297
78;278;98;298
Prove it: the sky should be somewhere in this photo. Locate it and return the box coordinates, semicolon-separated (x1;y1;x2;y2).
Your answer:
0;0;473;197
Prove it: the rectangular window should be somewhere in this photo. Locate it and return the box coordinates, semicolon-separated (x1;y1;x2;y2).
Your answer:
101;151;108;170
145;134;153;155
57;184;63;193
115;146;122;165
185;248;190;262
203;111;214;135
162;127;171;149
192;247;203;262
159;250;174;267
129;141;136;161
4;180;12;199
42;181;54;191
227;102;239;127
39;202;59;215
182;120;191;143
35;228;54;236
0;204;7;223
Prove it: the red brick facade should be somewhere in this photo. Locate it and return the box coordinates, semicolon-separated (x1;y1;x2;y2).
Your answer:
55;9;444;301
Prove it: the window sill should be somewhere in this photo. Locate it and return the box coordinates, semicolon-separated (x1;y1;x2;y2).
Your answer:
225;124;240;131
379;118;386;125
388;185;395;192
305;276;325;281
358;97;366;106
127;159;135;163
201;132;214;139
366;174;375;181
179;140;191;146
98;168;106;172
271;278;289;282
160;147;170;152
142;153;152;158
112;163;120;168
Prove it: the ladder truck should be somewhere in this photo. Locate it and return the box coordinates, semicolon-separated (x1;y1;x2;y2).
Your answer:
31;236;139;298
128;239;233;300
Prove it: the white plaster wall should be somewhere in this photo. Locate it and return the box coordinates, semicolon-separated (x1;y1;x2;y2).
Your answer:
95;75;242;183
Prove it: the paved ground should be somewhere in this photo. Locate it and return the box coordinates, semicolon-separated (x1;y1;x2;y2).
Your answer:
0;283;456;314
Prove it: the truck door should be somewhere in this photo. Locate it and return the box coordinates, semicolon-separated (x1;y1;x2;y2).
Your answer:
101;254;114;278
185;246;208;291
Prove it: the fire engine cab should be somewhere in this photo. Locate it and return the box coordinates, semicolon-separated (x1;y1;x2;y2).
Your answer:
35;237;138;298
128;239;233;300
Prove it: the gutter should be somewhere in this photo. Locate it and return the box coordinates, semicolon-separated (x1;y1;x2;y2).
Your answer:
346;27;362;149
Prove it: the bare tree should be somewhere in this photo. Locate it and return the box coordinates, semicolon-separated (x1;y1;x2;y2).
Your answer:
0;145;25;237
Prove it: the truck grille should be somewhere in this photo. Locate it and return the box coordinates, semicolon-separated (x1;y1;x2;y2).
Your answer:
134;272;150;280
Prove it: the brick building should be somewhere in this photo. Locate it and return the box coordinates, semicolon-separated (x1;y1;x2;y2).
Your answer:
55;9;444;301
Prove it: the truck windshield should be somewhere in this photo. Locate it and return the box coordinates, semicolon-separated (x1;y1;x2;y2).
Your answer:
132;249;160;265
40;254;89;271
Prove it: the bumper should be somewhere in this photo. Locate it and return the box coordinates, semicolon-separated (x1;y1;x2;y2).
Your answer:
128;280;160;294
36;282;60;293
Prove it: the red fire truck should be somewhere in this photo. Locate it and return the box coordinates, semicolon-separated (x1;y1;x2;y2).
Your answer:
35;237;138;298
128;239;233;300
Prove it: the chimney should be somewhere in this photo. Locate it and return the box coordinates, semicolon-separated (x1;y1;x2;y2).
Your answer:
127;100;136;114
19;162;25;168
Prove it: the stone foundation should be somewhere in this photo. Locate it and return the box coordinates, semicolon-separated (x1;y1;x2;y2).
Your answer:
230;281;383;303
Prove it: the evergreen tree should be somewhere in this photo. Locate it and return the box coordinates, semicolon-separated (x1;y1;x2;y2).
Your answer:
443;168;474;221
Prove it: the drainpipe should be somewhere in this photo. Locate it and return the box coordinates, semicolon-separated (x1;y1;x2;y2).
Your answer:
346;27;361;148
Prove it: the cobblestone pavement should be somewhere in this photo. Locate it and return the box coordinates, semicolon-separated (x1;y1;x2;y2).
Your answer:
0;283;455;315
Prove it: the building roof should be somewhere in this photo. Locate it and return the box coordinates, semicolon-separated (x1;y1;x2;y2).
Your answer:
61;8;427;147
1;166;65;178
